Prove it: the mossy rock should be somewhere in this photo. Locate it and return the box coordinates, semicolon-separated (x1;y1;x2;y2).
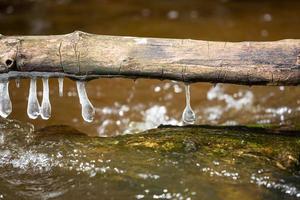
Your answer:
0;119;299;200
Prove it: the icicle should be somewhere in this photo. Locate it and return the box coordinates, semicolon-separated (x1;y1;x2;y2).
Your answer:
0;80;12;118
76;81;95;122
40;78;51;120
182;83;196;124
27;78;40;119
15;78;20;88
58;77;63;97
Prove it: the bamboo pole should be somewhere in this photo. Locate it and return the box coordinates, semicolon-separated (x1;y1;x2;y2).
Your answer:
0;31;299;85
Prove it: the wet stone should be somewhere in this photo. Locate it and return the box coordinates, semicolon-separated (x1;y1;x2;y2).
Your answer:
183;138;198;152
0;118;299;200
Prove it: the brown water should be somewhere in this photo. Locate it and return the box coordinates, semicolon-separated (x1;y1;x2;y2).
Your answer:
1;0;300;136
0;0;300;199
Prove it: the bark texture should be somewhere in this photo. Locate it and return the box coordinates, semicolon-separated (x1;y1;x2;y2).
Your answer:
0;31;299;85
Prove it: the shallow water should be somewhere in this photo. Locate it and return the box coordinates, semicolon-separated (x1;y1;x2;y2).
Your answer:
0;0;300;199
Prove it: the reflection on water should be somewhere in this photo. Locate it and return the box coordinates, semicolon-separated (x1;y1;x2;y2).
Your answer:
1;0;300;41
0;119;299;199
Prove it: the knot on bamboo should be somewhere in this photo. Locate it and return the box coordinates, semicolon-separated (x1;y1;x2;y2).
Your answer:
61;31;91;74
0;37;19;72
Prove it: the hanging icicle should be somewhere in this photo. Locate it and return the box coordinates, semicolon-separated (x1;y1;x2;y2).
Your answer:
76;81;95;122
40;77;51;120
27;78;40;119
0;80;12;118
182;83;196;124
15;78;20;88
58;77;64;97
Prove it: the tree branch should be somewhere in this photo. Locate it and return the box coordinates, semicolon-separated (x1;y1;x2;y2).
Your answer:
0;31;299;85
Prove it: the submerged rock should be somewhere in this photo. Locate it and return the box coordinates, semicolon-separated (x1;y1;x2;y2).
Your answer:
0;118;299;200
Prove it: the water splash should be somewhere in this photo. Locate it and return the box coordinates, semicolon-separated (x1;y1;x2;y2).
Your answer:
123;105;179;135
76;81;95;122
40;78;51;120
58;77;63;97
27;78;40;119
182;84;196;124
0;80;12;118
207;84;253;110
15;78;20;88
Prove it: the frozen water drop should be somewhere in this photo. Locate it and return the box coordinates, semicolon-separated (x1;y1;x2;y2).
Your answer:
27;78;40;119
40;78;51;120
58;77;63;97
15;78;20;88
182;84;196;124
0;80;12;118
76;81;95;122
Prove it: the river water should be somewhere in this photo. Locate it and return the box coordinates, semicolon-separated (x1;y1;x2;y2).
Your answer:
0;0;300;199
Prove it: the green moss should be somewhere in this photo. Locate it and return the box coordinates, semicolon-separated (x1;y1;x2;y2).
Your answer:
161;142;176;151
35;124;300;172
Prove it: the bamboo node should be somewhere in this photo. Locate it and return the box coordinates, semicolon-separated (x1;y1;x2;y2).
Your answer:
296;54;300;66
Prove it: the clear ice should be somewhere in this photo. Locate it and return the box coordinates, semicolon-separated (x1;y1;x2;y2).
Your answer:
0;80;12;118
40;78;51;120
27;78;40;119
58;77;63;97
76;81;95;122
182;84;196;124
15;78;20;88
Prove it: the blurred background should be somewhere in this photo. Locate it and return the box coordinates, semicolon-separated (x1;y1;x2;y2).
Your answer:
0;0;300;136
